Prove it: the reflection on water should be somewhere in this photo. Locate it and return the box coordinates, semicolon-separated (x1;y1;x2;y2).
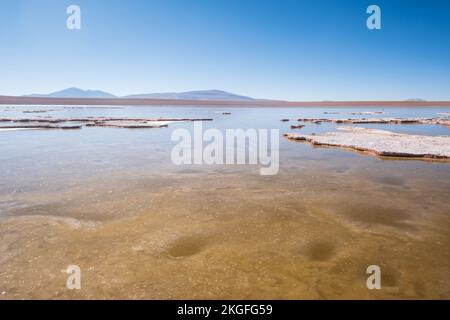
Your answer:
0;106;449;299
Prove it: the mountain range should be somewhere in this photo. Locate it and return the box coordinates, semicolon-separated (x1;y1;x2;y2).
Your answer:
26;88;255;101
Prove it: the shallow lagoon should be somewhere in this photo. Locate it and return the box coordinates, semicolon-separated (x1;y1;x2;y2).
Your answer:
0;105;449;299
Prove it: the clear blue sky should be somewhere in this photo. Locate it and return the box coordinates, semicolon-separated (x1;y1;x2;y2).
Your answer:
1;0;450;100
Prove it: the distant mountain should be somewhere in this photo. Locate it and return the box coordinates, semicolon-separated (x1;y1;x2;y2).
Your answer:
26;87;117;98
125;90;255;101
25;88;255;101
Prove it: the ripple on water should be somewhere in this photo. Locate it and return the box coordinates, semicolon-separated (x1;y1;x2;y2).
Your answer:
303;241;337;262
167;235;209;258
338;203;414;231
376;176;406;187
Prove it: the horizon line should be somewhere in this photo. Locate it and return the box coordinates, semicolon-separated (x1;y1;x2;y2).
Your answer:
1;95;450;107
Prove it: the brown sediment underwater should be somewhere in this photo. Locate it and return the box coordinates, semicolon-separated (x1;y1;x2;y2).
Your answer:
1;106;450;300
0;162;449;300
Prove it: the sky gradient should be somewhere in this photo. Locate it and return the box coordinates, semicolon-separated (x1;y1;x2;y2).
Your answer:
1;0;450;100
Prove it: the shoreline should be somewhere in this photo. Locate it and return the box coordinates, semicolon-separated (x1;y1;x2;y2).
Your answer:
284;127;450;162
1;96;450;107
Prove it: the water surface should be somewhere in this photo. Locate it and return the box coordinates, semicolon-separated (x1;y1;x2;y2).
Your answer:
0;105;449;299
